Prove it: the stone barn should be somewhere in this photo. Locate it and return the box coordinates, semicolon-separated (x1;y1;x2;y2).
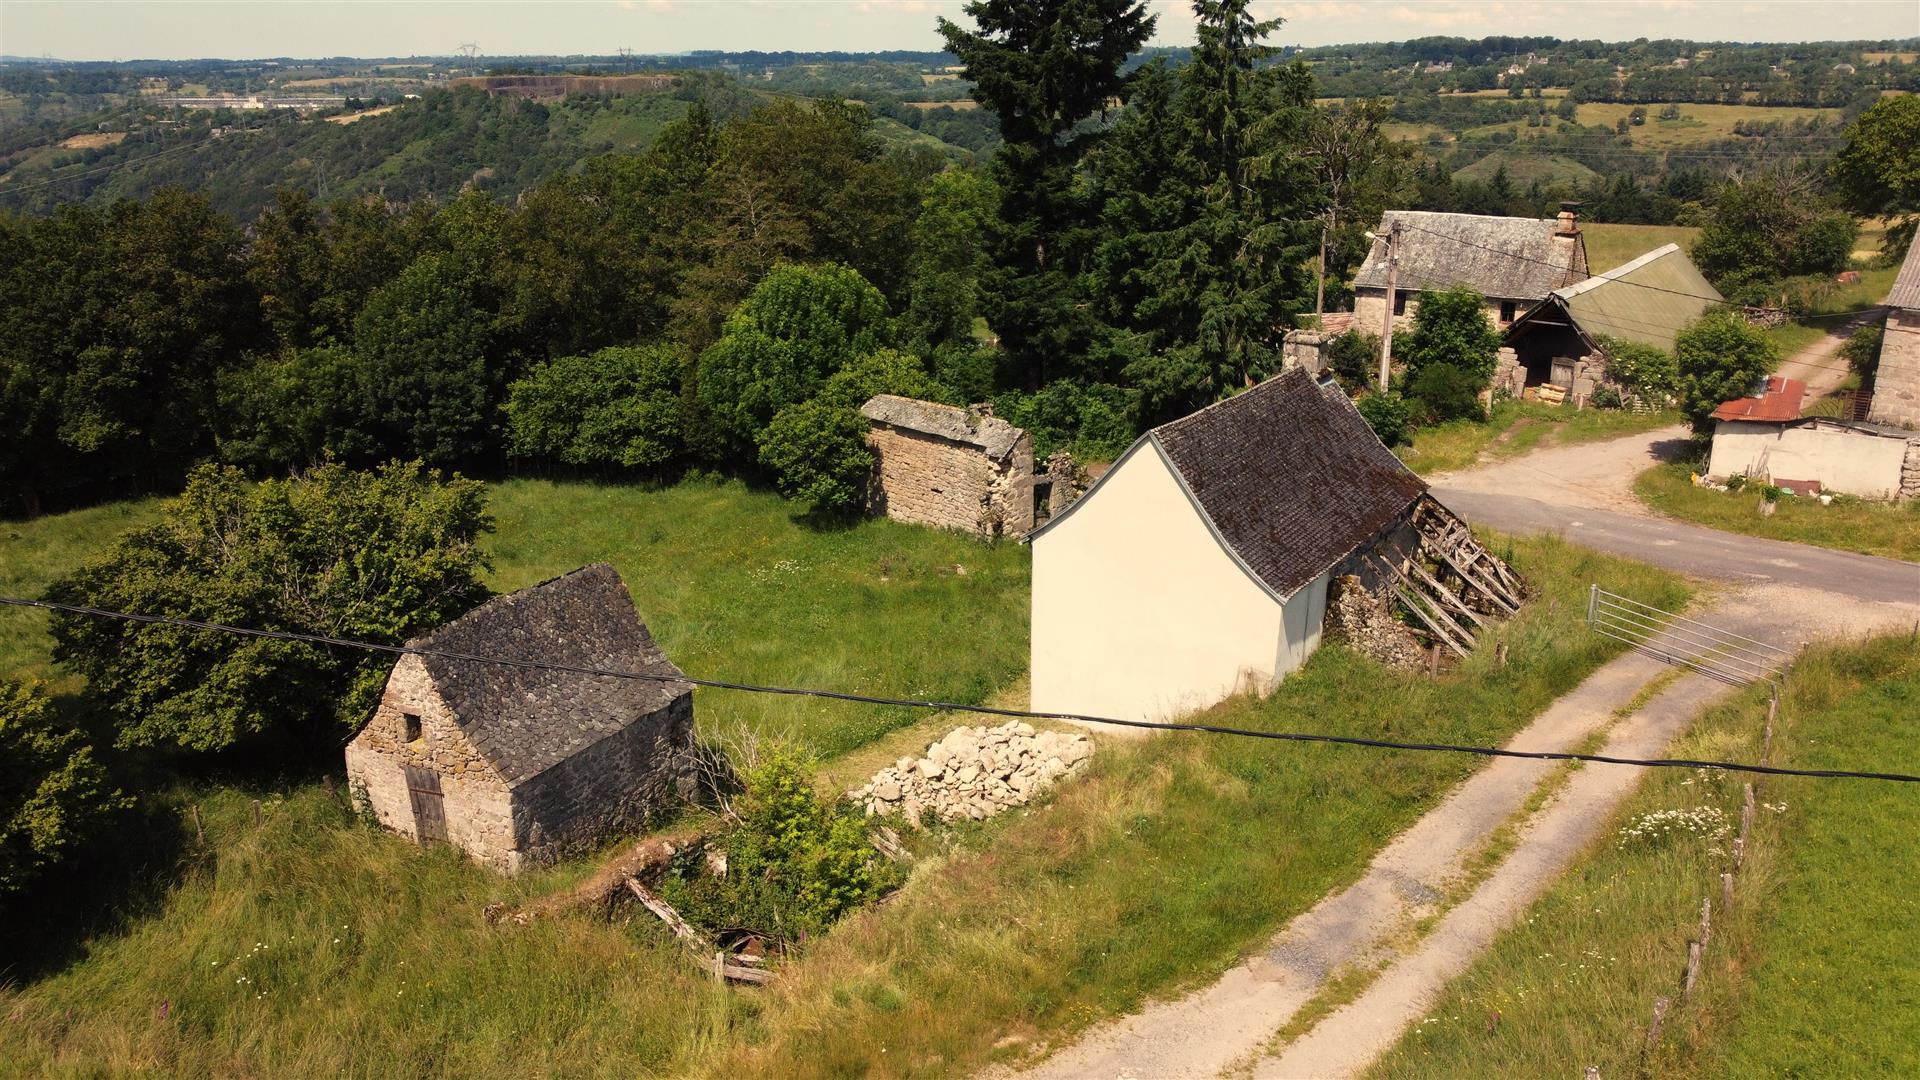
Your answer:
861;394;1036;537
345;563;695;874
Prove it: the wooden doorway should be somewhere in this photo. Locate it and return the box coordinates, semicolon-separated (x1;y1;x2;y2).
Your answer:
402;764;448;842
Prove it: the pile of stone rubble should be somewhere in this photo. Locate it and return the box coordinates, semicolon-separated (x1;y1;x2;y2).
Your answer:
851;721;1094;822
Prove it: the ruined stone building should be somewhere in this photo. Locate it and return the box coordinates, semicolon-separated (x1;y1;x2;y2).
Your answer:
345;563;695;874
861;394;1036;537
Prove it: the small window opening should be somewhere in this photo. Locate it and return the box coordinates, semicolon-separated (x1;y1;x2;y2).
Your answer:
402;712;422;743
1500;301;1517;323
1392;292;1408;316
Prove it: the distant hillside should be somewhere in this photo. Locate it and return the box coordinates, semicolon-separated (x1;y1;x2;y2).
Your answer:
0;75;987;222
1452;148;1602;188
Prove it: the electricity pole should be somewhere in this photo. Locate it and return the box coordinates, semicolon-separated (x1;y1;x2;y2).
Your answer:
1378;219;1401;391
459;44;479;78
619;47;633;74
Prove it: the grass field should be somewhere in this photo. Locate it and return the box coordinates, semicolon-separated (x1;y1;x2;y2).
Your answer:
1580;222;1701;275
1452;149;1600;188
0;528;1690;1078
1367;633;1920;1079
1634;463;1920;562
1399;401;1685;477
1573;103;1846;148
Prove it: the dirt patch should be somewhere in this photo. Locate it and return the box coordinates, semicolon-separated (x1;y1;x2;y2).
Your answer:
327;105;399;124
59;132;127;149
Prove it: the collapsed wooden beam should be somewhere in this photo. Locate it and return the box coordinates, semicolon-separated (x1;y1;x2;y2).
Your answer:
624;877;775;985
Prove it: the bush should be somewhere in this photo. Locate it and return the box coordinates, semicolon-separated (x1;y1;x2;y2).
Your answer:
1589;385;1624;410
1840;325;1884;378
1600;338;1681;404
1327;329;1380;393
1355;390;1412;447
1;680;127;900
1406;363;1485;424
1399;286;1500;384
656;744;902;943
815;347;951;410
505;344;687;471
216;347;378;472
1674;309;1780;433
991;381;1140;461
48;461;493;754
756;400;876;518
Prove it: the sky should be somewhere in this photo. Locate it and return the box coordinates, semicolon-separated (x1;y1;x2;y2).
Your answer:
2;1;1916;62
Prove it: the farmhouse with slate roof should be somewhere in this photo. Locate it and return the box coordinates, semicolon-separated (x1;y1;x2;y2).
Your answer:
1029;367;1519;724
1353;209;1589;335
345;563;695;873
1498;243;1722;399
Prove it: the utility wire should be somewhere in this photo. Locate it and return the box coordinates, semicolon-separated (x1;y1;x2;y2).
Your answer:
5;595;1917;785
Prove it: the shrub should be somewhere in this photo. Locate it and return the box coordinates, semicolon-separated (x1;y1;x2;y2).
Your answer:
1;680;127;900
505;344;687;471
1327;329;1380;393
1355;390;1412;447
48;461;492;754
1589;385;1624;410
1674;309;1779;432
815;347;951;410
1600;338;1681;404
1406;363;1485;424
1840;325;1884;378
216;347;378;472
756;400;876;518
1399;286;1500;384
656;744;902;943
991;381;1140;461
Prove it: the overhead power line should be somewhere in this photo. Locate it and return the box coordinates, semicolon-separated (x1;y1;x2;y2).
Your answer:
4;595;1916;785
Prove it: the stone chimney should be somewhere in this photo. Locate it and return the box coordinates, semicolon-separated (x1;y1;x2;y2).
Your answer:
1555;201;1581;236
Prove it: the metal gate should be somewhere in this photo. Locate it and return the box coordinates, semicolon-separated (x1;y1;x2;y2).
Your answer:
403;764;448;843
1587;586;1788;688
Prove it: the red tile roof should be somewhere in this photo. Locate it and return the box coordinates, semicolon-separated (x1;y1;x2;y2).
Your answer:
1712;376;1806;424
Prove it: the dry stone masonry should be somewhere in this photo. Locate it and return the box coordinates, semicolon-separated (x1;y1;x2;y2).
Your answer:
851;721;1094;822
862;394;1036;537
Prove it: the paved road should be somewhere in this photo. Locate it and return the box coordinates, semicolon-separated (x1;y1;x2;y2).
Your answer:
1433;485;1920;608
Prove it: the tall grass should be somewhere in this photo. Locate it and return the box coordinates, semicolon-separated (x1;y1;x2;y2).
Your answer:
1367;634;1920;1079
0;498;165;686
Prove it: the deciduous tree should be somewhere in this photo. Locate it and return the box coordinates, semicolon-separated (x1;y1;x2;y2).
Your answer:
1674;309;1778;432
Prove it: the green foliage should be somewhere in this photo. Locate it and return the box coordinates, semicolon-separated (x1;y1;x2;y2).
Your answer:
352;254;498;465
1839;324;1884;378
904;169;996;350
215;346;377;472
695;263;893;456
47;461;492;754
658;744;903;943
505;345;687;471
0;680;126;899
815;347;951;410
1692;175;1858;299
1673;309;1779;432
1399;286;1501;384
1830;95;1920;248
756;401;877;518
1599;336;1682;403
1328;329;1381;392
1355;390;1412;447
1406;362;1486;424
992;381;1140;460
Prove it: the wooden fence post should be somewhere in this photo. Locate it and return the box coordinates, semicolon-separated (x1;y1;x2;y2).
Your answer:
1721;872;1734;910
251;799;262;827
1645;996;1671;1051
1683;941;1702;995
1495;640;1508;670
191;804;204;843
1428;644;1440;679
1698;897;1712;948
1762;691;1778;764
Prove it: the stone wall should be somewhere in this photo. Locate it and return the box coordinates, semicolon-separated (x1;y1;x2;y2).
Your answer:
867;422;1035;537
1902;438;1920;500
1322;574;1426;670
1870;309;1920;430
345;654;517;869
508;693;696;872
1355;290;1512;338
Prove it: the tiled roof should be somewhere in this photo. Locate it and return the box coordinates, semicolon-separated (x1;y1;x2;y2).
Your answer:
861;395;1027;460
1353;210;1588;301
1888;239;1920;310
1712;376;1807;424
411;564;689;788
1148;368;1428;600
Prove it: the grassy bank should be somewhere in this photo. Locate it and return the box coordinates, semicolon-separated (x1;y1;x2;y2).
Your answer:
1400;401;1682;477
1634;462;1920;562
1367;634;1920;1079
0;478;1032;753
1580;222;1701;274
1;534;1686;1077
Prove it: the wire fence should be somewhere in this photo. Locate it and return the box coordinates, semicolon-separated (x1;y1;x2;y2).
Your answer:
1586;586;1789;689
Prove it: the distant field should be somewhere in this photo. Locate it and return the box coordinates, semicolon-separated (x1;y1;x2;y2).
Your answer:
901;98;978;111
58;131;128;149
1449;87;1568;98
281;76;422;89
920;72;959;84
1863;50;1918;64
1382;121;1447;142
1453;148;1600;187
326;105;400;125
1581;222;1701;273
1574;102;1846;147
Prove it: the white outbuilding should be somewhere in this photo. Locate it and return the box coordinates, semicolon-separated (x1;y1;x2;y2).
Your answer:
1028;368;1436;725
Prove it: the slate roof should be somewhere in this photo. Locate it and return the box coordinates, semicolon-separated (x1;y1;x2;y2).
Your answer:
409;563;689;788
861;395;1027;460
1888;239;1920;310
1146;367;1428;600
1712;375;1806;424
1543;243;1724;353
1353;210;1587;300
